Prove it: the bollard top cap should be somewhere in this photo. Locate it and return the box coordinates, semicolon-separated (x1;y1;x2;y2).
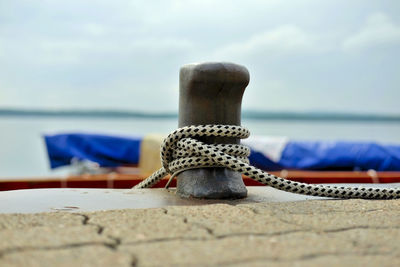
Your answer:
180;62;249;84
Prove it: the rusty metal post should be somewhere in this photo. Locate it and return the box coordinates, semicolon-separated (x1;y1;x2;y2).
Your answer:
177;62;249;199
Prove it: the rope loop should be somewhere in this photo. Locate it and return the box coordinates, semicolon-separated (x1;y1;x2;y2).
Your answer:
133;125;400;200
160;125;249;172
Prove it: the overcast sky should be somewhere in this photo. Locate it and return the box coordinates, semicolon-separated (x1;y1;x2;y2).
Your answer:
0;0;399;114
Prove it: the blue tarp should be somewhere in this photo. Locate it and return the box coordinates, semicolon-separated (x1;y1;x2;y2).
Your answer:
44;133;400;171
44;133;142;169
249;141;400;171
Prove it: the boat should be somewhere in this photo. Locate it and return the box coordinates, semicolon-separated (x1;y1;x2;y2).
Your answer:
2;132;400;191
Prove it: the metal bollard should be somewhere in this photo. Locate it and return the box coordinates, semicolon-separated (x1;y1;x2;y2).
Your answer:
177;62;249;199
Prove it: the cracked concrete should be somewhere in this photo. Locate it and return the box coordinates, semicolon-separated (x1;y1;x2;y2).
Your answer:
0;198;399;266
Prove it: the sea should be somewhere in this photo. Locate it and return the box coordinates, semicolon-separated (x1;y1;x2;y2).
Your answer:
1;115;400;178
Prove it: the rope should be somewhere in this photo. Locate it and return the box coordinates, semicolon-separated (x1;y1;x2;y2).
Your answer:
133;125;400;199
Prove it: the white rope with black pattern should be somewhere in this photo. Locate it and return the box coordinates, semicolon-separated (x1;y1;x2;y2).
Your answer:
133;125;400;199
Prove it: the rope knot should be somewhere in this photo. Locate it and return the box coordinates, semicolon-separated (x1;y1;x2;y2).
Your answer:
160;125;250;173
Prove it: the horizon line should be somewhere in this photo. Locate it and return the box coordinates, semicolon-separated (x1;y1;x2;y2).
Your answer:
0;107;399;122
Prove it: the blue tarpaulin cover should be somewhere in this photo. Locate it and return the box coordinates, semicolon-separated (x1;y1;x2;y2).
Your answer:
44;133;400;171
44;133;142;169
248;141;400;171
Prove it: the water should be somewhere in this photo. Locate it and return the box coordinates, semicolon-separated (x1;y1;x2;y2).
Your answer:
1;116;399;178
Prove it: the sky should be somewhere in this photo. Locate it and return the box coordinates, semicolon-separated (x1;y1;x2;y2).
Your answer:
0;0;399;114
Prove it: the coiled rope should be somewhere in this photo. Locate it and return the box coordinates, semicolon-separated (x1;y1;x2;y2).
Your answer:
133;125;400;199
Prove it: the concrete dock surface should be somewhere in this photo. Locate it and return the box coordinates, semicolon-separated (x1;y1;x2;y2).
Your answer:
0;187;399;266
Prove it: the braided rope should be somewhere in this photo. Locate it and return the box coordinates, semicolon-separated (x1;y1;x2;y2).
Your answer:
133;125;400;199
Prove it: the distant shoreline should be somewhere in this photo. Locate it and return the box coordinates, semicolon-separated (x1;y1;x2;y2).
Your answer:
0;108;399;122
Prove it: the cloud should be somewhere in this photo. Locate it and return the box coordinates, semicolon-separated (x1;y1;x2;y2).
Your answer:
82;23;108;36
214;25;319;59
0;1;399;114
6;36;194;66
342;13;400;51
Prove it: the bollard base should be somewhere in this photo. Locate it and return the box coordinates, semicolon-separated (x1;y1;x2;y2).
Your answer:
177;168;247;199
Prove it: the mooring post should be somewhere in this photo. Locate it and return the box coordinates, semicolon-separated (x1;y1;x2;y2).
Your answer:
177;62;249;199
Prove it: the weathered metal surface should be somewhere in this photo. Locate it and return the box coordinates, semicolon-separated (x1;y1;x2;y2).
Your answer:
0;187;323;213
1;184;399;213
177;62;249;199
